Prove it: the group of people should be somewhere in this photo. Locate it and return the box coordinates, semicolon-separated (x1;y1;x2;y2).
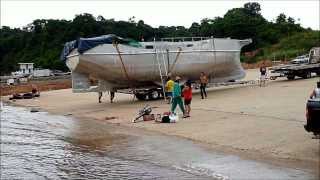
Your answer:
96;71;211;119
165;72;209;118
10;84;40;100
97;63;269;116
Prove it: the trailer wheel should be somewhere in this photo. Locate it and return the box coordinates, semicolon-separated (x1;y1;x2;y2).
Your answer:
135;93;146;101
306;72;312;79
270;76;276;80
302;72;311;79
287;75;295;80
148;90;160;100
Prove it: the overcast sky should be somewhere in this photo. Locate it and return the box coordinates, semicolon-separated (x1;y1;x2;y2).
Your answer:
1;0;319;30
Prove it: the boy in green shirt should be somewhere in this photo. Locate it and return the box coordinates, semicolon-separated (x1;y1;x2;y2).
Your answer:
171;76;186;117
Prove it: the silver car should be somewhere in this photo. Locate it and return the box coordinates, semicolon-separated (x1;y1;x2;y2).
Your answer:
291;55;309;64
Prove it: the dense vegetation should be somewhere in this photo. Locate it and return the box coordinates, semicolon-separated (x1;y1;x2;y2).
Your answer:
0;2;319;75
241;30;320;63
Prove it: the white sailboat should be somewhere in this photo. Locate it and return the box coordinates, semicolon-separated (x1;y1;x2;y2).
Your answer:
61;35;251;98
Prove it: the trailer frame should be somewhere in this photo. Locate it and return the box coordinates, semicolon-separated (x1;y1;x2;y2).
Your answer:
269;63;320;80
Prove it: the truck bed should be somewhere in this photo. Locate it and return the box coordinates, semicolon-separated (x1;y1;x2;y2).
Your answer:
270;63;320;71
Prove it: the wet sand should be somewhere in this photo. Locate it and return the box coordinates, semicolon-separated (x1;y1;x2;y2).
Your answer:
3;69;320;175
3;105;313;179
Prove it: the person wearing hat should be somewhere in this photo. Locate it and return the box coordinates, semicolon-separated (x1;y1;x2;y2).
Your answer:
171;76;186;117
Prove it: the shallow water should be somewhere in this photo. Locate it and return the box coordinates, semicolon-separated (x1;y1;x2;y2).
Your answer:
0;105;315;179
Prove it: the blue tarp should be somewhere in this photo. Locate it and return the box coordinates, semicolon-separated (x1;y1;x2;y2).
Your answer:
60;34;140;61
60;40;78;61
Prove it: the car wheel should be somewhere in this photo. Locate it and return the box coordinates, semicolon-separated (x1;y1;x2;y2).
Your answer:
149;90;160;100
287;75;295;80
135;93;146;101
302;72;311;79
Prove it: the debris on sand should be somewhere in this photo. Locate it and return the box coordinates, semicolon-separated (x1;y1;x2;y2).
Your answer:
132;105;152;123
30;108;40;113
105;116;117;120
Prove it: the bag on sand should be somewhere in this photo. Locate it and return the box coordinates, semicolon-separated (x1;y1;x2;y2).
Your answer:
160;112;179;123
161;115;170;123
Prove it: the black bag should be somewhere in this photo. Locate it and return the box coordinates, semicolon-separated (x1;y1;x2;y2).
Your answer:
161;115;170;123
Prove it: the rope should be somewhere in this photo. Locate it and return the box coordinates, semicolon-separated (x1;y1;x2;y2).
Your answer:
113;42;136;100
113;42;131;82
168;47;182;73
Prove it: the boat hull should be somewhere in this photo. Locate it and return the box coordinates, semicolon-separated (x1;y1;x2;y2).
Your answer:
66;38;251;91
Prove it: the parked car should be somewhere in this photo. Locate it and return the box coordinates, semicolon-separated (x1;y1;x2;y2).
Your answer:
32;69;53;77
304;81;320;136
51;70;71;76
304;98;320;136
291;55;309;64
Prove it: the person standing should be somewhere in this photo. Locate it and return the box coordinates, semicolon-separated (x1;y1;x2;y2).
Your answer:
110;90;115;103
165;76;174;104
98;91;103;103
31;84;40;97
260;62;267;87
310;81;320;99
200;72;208;99
182;80;192;117
171;76;186;117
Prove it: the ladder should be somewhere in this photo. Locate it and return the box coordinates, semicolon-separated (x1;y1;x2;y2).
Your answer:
154;39;168;100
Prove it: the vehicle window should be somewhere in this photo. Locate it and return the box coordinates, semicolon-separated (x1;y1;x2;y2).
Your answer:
311;50;315;56
145;45;153;49
187;44;193;47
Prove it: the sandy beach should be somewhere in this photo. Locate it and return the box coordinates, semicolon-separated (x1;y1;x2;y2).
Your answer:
3;69;319;174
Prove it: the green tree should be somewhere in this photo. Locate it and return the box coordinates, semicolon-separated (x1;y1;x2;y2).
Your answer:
0;3;316;74
276;13;287;24
244;2;261;15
